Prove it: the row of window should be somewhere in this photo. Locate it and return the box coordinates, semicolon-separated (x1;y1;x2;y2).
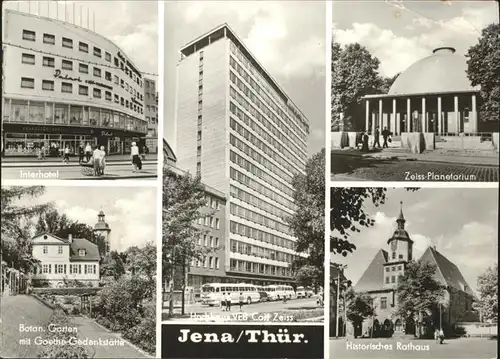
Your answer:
384;274;402;285
192;256;220;270
197;235;220;248
230;202;291;236
229;99;299;174
196;52;205;176
205;195;221;210
391;251;405;260
385;265;403;272
230;239;295;264
230;150;294;198
21;53;143;104
229;47;309;141
4;99;148;133
230;119;294;184
197;216;221;229
230;220;295;250
20;77;144;115
38;263;96;275
229;77;306;166
22;29;143;86
230;184;291;222
230;167;296;211
229;258;292;278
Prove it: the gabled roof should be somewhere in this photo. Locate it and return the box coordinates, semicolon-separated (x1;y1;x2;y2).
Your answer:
70;238;100;262
419;247;475;297
31;232;70;245
354;249;388;292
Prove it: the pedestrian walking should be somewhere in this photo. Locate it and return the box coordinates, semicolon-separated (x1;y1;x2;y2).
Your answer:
361;131;369;153
373;127;381;148
221;292;227;312
239;292;244;311
130;142;142;172
382;127;392;148
62;146;70;163
226;293;232;312
85;142;92;162
78;144;85;164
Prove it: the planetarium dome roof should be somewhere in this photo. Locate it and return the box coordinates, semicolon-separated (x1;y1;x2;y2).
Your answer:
388;47;480;96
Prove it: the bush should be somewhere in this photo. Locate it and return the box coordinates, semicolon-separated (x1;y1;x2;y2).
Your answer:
37;309;88;358
123;299;156;354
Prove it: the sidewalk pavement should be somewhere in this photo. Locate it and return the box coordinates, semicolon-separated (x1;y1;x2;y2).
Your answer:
1;154;158;168
72;316;152;358
332;148;499;166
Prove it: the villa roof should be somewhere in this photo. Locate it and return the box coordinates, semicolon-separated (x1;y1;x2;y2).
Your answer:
70;238;100;262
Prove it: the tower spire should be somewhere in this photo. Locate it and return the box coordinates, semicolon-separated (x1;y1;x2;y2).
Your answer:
397;201;406;229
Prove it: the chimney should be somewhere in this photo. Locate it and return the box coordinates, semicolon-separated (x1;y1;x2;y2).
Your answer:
68;234;73;243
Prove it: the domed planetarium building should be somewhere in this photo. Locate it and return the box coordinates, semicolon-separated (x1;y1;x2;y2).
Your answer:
1;9;148;157
363;47;496;148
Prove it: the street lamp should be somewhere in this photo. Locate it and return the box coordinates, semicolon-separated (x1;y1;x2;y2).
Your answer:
336;264;347;338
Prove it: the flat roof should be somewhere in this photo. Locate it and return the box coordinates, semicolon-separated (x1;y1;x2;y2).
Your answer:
363;89;479;99
179;23;309;128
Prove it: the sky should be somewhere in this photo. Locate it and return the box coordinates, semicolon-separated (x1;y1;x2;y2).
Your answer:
13;185;157;253
164;1;327;157
332;0;499;77
6;1;158;79
330;188;499;295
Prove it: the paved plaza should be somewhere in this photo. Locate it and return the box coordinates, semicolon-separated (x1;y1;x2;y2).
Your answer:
330;337;497;359
331;150;499;182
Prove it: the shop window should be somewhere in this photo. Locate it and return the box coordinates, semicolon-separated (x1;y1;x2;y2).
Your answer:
61;82;72;93
79;63;89;74
61;60;73;70
22;29;36;41
21;77;35;89
42;56;55;67
79;85;89;96
62;37;73;48
43;33;55;44
79;41;88;53
42;80;54;91
22;53;35;65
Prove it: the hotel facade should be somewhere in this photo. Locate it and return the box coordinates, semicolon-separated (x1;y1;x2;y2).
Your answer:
144;78;159;153
1;10;148;157
175;24;310;290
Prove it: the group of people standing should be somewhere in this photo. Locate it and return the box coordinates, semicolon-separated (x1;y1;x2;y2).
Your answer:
79;143;106;176
220;293;246;312
356;126;393;152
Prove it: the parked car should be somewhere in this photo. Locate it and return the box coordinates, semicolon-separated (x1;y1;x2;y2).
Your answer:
258;291;269;302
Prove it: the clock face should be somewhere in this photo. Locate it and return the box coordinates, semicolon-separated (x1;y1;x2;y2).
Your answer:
391;240;398;251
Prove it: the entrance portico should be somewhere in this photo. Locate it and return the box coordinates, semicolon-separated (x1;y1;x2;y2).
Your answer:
364;91;478;136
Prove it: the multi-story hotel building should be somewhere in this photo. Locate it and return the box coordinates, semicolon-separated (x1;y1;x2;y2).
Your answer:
144;78;158;153
1;10;148;157
175;24;310;288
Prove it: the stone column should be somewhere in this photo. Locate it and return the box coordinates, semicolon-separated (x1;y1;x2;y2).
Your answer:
454;95;459;134
471;94;477;133
406;98;411;132
378;99;383;133
365;99;370;132
437;96;442;135
392;98;397;135
421;97;426;132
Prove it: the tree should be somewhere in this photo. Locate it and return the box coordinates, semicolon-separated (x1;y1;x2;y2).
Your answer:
1;186;51;274
396;260;445;337
124;243;156;296
288;150;325;290
36;208;107;256
475;262;498;323
330;188;419;257
100;250;126;280
378;73;400;94
162;165;213;316
331;42;384;131
466;24;500;124
345;289;374;338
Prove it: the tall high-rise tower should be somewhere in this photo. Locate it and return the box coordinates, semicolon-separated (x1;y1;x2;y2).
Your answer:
93;209;111;257
175;24;310;284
